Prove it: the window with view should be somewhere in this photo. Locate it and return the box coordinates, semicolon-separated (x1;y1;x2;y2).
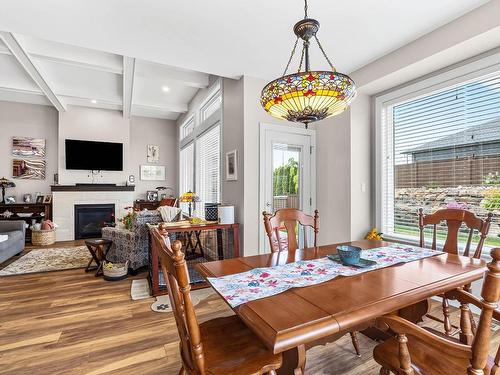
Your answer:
381;72;500;248
178;82;222;215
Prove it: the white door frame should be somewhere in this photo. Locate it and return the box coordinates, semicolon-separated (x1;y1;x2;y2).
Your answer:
259;122;317;253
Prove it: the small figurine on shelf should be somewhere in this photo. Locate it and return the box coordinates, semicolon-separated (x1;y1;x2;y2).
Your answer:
121;206;137;230
179;191;199;217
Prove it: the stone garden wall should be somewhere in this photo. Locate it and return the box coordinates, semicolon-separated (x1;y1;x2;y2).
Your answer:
395;186;499;239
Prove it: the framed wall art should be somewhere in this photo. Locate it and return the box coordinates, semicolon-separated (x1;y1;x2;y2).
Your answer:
140;165;166;181
12;137;46;158
12;159;46;180
147;145;159;163
225;150;238;181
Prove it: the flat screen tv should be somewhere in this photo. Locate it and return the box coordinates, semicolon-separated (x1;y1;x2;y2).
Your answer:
65;139;123;171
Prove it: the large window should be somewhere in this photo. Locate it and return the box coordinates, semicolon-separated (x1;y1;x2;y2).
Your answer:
379;71;500;248
179;82;222;214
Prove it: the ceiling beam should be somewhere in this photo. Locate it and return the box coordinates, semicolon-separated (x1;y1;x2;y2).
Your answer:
0;32;66;112
136;60;209;89
122;56;135;118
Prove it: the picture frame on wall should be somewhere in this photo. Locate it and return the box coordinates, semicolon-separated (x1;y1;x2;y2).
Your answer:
226;150;238;181
147;145;159;164
140;165;166;181
12;159;46;180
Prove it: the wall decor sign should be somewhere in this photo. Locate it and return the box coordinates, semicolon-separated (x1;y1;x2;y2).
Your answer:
147;145;159;164
12;137;46;158
140;165;166;181
12;159;46;180
225;150;238;181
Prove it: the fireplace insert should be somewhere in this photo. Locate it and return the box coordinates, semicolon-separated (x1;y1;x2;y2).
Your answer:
74;204;115;239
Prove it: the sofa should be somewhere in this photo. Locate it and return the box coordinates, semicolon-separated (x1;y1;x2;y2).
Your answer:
102;210;163;270
0;220;26;264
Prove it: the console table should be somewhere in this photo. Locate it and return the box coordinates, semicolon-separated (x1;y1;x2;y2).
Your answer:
0;203;52;243
149;221;239;296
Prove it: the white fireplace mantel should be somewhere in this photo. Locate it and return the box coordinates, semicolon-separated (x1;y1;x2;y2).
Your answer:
53;190;133;241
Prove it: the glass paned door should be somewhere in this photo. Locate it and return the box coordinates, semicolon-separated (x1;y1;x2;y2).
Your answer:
260;126;315;252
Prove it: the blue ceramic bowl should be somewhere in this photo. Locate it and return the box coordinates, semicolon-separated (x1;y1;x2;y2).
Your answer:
337;245;362;265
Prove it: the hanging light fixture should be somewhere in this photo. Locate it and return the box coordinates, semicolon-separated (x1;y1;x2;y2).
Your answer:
260;0;356;128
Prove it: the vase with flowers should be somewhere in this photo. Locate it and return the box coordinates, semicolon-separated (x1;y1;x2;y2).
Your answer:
121;206;137;230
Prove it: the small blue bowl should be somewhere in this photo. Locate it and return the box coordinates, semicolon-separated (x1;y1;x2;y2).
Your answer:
337;245;362;265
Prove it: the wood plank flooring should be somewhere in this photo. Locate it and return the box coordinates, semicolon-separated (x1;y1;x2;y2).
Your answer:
1;244;499;374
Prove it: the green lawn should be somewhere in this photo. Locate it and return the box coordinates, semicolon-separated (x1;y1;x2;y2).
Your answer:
394;224;500;247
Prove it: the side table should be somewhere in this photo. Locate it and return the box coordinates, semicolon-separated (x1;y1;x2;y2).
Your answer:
85;238;113;277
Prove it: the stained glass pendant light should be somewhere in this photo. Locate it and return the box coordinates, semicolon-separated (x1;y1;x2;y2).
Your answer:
260;0;356;128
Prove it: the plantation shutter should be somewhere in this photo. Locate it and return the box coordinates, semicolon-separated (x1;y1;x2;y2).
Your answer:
196;124;221;207
383;72;500;246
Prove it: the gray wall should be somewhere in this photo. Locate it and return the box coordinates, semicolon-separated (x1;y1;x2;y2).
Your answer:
0;102;178;202
222;77;244;248
0;101;58;199
129;116;178;199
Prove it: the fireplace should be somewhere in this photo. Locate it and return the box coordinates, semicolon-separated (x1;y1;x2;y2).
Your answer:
74;204;115;239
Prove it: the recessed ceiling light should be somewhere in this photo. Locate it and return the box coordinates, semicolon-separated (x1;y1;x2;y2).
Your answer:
91;99;97;104
162;86;170;92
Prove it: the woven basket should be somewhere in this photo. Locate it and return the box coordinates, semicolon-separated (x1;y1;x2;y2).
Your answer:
102;261;129;281
31;229;56;246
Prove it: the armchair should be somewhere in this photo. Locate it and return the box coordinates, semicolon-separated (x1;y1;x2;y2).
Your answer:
102;210;163;270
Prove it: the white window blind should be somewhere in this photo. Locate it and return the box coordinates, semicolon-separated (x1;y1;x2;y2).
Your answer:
179;143;194;212
382;72;500;247
196;124;221;207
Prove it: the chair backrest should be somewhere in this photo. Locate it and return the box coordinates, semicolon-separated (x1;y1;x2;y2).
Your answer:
150;224;205;374
418;208;492;258
262;208;319;252
469;248;500;373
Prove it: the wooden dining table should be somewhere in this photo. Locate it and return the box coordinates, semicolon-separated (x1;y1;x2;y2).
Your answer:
196;239;486;375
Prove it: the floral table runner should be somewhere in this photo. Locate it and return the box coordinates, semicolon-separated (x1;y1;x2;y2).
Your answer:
207;244;443;308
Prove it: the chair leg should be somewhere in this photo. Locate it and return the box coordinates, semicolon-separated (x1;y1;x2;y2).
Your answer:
442;297;453;336
350;331;361;357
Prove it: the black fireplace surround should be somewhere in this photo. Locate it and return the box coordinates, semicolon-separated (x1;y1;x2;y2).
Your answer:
74;204;115;239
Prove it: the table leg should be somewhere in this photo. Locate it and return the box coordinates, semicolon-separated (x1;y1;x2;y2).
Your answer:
277;345;306;375
85;245;100;273
194;230;204;256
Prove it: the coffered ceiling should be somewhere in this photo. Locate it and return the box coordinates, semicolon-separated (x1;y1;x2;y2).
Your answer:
0;33;209;120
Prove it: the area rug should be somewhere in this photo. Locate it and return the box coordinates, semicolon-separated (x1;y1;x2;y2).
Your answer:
0;246;89;276
131;279;151;300
151;288;215;313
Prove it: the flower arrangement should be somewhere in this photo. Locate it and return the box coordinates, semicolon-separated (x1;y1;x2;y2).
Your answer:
121;206;137;230
365;227;383;241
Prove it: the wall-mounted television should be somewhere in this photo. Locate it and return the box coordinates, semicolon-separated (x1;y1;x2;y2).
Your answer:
65;139;123;171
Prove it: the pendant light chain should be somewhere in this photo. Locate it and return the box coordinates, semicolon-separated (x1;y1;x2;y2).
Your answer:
304;0;308;18
314;35;336;72
298;44;305;72
282;37;300;76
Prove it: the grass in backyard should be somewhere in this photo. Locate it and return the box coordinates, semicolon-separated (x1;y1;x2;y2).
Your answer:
394;224;500;247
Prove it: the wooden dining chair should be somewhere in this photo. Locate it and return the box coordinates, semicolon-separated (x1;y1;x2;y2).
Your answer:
373;247;500;375
150;223;282;375
262;208;319;253
262;208;361;357
418;208;493;336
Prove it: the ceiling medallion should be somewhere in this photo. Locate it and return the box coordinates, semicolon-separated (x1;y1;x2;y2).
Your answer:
260;0;357;128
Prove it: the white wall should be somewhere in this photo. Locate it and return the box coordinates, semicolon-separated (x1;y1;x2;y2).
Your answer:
58;106;130;185
129;116;178;199
0;101;57;200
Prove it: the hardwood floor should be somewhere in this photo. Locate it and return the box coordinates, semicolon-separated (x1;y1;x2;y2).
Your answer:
1;243;499;374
